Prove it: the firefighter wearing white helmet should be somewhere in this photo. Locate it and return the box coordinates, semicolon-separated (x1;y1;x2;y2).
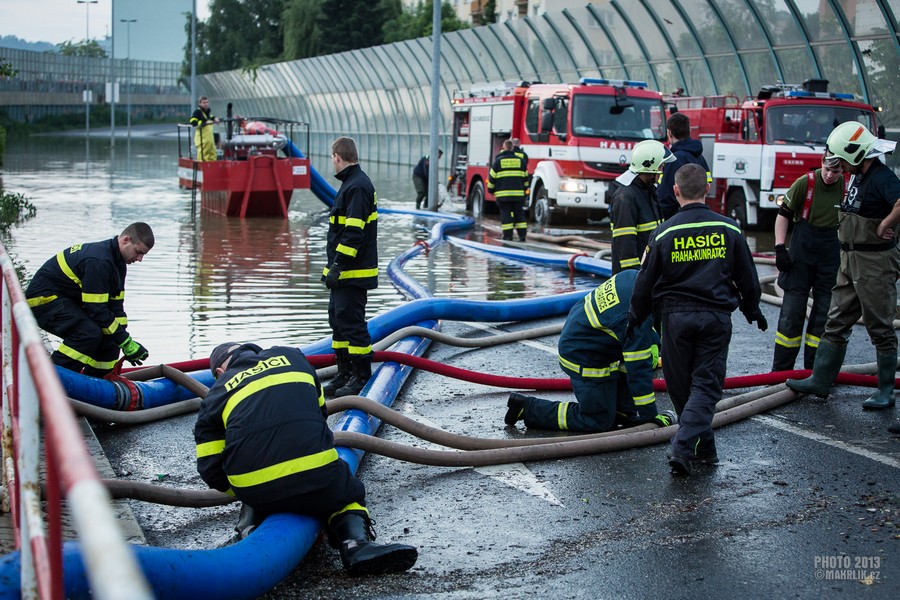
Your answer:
788;122;900;413
610;140;675;273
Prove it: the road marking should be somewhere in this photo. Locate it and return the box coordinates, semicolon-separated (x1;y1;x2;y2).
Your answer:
397;404;564;506
463;321;558;354
753;415;900;469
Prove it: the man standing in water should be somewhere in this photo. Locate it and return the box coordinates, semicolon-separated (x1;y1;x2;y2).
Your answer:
322;137;379;397
190;96;219;162
26;222;154;376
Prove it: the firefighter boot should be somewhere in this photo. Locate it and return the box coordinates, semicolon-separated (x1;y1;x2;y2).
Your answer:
327;512;418;577
335;355;372;397
323;350;352;398
861;353;897;410
785;340;845;399
505;392;535;426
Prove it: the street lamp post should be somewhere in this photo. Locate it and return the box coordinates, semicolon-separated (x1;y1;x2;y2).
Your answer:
77;0;98;138
120;18;137;139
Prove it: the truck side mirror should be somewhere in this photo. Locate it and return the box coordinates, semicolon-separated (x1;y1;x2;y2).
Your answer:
542;97;558;111
541;112;554;134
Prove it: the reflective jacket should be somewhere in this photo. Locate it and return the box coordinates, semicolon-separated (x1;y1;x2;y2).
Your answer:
323;163;379;289
630;202;761;322
610;177;662;272
189;106;215;130
488;150;529;201
194;346;338;505
25;237;130;346
558;270;659;408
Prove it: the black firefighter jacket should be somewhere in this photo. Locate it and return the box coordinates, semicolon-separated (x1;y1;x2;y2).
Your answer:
323;163;379;289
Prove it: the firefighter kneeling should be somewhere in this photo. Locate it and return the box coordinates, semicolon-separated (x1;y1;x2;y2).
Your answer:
504;270;676;432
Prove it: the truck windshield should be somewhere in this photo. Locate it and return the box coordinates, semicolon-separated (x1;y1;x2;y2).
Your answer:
571;95;665;141
766;105;877;145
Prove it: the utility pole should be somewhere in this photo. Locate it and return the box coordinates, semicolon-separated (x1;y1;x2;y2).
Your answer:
121;18;137;139
427;0;442;211
77;0;98;138
110;0;115;147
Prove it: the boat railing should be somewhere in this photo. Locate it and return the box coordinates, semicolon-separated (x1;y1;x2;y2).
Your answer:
0;242;153;599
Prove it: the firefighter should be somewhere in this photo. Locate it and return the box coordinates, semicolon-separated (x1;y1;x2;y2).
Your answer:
771;153;845;371
787;122;900;409
488;139;529;241
190;96;219;162
412;149;442;210
25;222;154;377
505;269;676;432
610;140;675;273
195;342;418;576
657;112;711;220
322;137;379;398
628;164;766;475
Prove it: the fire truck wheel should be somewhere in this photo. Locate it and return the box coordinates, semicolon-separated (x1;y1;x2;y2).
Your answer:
468;180;485;218
533;185;554;227
726;189;747;229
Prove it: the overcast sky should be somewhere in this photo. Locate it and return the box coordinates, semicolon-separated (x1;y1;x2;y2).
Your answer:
0;0;211;62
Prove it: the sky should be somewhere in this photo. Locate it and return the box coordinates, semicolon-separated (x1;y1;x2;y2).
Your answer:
0;0;211;62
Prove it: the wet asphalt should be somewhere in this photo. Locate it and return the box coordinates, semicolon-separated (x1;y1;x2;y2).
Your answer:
95;294;899;599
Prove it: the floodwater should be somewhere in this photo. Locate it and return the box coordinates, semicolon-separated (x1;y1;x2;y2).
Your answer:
1;128;601;364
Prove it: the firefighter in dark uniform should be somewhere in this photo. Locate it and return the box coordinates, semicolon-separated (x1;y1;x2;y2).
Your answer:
195;342;417;576
190;96;219;162
771;153;845;371
322;137;379;398
25;222;154;376
610;140;675;272
628;164;766;476
788;122;900;410
657;112;712;221
488;139;529;241
504;270;676;432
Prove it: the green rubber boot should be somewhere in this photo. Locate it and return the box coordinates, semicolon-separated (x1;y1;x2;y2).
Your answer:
861;353;897;410
785;341;846;399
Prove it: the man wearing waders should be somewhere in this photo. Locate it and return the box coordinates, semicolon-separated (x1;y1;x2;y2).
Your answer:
787;122;900;410
190;96;219;162
772;154;845;371
504;269;676;433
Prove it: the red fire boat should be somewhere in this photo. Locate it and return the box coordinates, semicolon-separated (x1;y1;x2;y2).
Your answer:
177;117;312;218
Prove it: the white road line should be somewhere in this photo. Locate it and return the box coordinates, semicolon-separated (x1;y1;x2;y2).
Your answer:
753;415;900;469
462;321;558;355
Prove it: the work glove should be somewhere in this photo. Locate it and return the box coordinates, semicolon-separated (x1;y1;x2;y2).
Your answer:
324;265;342;289
774;244;792;272
119;336;149;365
744;309;768;332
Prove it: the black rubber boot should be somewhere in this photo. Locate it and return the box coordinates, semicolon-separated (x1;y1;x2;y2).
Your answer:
335;355;372;397
786;340;846;398
505;392;531;426
323;350;352;398
861;353;897;410
327;512;418;577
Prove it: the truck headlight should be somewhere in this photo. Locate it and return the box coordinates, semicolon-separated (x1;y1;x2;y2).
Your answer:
559;180;587;193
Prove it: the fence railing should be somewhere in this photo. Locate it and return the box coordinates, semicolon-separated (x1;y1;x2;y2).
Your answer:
0;243;152;599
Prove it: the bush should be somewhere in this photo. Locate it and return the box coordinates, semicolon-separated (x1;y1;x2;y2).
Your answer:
0;190;36;233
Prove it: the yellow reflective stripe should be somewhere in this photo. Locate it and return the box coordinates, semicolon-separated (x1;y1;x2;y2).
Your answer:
222;371;317;425
494;190;526;198
27;295;57;307
501;223;514;231
775;332;802;349
341;267;378;279
82;292;109;303
347;344;372;355
489;169;498;178
56;252;82;286
328;502;369;524
57;343;118;370
227;448;339;488
557;402;570;430
336;244;358;257
633;392;655;406
623;349;652;362
656;220;742;239
620;258;641;268
611;226;637;237
804;333;820;348
330;215;347;224
559;355;580;374
116;316;127;326
332;340;349;350
345;217;365;229
494;170;527;178
101;320;120;335
636;220;660;232
706;171;713;183
111;291;125;301
196;439;225;458
515;222;527;228
368;211;378;223
582;365;617;377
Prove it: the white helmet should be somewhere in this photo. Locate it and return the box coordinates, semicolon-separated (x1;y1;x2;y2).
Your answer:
826;122;876;166
616;140;675;185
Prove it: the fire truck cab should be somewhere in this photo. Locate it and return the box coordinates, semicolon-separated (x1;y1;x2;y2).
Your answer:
668;79;880;228
449;78;667;226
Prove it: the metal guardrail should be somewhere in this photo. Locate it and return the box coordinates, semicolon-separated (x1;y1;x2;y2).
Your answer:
0;243;153;599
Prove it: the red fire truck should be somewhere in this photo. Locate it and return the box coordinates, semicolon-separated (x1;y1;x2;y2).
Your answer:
449;78;667;225
668;79;881;228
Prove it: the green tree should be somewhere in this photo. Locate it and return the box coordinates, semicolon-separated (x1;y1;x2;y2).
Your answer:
283;0;324;60
57;40;107;58
316;0;389;55
383;1;468;44
0;57;17;78
187;0;286;74
480;0;497;25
